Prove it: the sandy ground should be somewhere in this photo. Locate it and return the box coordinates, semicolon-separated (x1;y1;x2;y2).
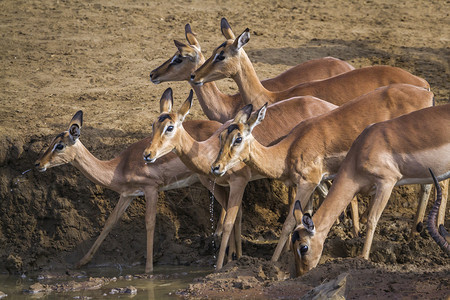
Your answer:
0;0;449;298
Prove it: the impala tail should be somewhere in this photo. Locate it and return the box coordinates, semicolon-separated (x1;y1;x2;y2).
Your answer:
427;169;450;254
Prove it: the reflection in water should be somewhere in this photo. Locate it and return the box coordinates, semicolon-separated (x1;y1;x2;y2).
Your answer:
0;265;211;299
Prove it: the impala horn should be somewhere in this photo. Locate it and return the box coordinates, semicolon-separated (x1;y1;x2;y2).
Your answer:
426;169;450;254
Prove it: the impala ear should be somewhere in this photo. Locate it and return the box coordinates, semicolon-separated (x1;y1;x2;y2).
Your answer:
233;104;253;124
185;24;201;50
160;88;173;113
174;40;197;59
247;102;267;132
232;28;250;51
178;90;193;122
302;213;315;235
220;18;235;40
68;110;83;140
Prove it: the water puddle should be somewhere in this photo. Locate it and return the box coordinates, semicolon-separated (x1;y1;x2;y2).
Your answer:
0;265;212;299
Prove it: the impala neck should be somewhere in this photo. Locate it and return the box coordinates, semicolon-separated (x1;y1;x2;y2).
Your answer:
232;51;273;106
175;126;218;175
246;136;290;181
190;82;237;123
313;166;361;242
71;140;118;189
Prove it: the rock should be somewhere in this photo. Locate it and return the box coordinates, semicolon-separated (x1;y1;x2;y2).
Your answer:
109;286;137;295
124;286;137;294
301;273;348;300
25;282;49;294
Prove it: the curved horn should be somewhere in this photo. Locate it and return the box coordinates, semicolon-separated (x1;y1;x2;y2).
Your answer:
427;169;450;254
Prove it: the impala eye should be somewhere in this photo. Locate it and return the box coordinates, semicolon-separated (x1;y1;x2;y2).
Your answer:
215;51;225;62
300;245;308;255
173;57;182;64
166;125;174;132
54;143;65;151
234;137;242;144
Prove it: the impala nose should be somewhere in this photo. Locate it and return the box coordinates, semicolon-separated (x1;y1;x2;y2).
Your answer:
211;165;221;175
143;152;152;162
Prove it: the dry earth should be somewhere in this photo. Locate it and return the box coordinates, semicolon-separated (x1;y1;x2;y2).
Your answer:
0;0;449;298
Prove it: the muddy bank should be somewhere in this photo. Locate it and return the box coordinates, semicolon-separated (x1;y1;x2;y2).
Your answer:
180;257;449;299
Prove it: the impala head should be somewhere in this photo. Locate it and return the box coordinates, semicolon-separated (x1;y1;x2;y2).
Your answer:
143;88;193;163
190;27;250;85
34;111;83;172
149;24;203;84
290;200;322;276
211;103;267;176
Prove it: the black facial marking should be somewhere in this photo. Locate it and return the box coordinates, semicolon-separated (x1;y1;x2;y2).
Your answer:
227;124;239;134
216;41;227;51
55;132;65;140
291;230;300;244
158;114;172;123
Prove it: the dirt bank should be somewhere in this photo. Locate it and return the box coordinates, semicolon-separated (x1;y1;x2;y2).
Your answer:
0;0;448;298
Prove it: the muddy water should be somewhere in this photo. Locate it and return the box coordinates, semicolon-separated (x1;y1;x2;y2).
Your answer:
0;265;212;299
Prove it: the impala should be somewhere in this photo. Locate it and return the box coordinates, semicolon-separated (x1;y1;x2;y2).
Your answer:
212;84;434;263
191;28;430;108
143;88;337;269
427;170;450;254
34;110;228;273
149;19;354;123
290;104;450;276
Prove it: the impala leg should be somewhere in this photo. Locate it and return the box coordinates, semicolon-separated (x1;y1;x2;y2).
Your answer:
272;182;316;262
361;181;395;259
437;179;449;227
216;180;246;270
235;206;243;259
216;208;226;237
409;183;432;241
350;196;360;237
144;188;158;273
227;226;236;263
76;195;134;268
282;186;297;254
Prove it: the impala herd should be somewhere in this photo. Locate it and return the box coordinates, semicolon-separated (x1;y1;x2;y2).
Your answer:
35;18;449;276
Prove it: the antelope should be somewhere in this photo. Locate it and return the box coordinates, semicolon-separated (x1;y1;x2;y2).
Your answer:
191;28;430;108
290;104;450;276
427;170;450;254
142;88;338;269
149;19;354;123
34;110;229;273
211;84;434;263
